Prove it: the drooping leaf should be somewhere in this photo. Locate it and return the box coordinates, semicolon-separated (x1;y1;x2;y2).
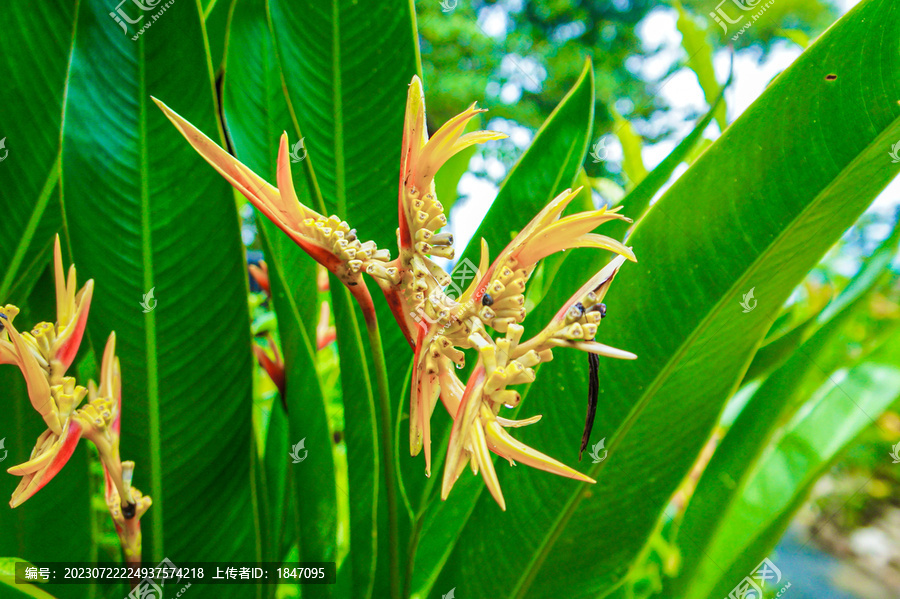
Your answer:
0;558;56;599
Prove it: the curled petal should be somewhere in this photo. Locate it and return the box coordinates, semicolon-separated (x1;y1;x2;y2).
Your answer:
8;419;84;507
442;365;485;499
558;340;637;360
4;318;57;434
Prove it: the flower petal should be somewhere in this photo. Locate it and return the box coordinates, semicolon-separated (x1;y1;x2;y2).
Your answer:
5;319;56;433
55;279;93;372
8;419;84;508
484;420;595;484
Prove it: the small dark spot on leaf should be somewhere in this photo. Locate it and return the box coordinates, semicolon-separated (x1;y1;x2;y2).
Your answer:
825;74;837;81
333;431;343;444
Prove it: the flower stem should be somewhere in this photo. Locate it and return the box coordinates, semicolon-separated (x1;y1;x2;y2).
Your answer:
364;315;401;599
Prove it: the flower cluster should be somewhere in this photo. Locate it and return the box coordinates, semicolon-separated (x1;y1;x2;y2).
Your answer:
156;75;637;510
1;237;150;562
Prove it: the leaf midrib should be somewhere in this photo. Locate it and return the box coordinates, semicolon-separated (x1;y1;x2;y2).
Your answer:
137;34;164;561
507;109;900;599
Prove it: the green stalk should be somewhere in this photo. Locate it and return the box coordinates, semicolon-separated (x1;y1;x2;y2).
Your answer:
364;316;401;599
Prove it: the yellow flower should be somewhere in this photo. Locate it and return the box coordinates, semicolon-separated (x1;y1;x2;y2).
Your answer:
153;99;393;294
0;308;55;433
0;236;93;433
397;75;506;256
7;333;143;515
464;188;635;333
7;376;87;507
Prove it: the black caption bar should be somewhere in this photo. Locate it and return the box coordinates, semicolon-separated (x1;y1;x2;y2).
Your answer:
14;562;336;585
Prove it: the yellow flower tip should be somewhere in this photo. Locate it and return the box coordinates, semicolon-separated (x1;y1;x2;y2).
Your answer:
484;421;596;484
53;235;68;325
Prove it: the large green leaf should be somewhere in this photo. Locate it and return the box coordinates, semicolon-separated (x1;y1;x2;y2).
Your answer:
62;0;256;573
0;0;74;304
266;1;420;597
701;336;900;599
604;79;728;242
222;0;337;581
433;1;900;597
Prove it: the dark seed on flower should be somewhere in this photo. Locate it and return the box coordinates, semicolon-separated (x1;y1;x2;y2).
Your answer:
579;352;600;461
481;293;494;306
589;303;607;318
573;302;585;317
123;502;136;519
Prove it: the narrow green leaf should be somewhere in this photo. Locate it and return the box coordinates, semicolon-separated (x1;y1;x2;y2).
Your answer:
223;0;337;582
674;2;728;131
0;0;75;303
63;0;256;575
611;107;647;189
267;2;421;596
